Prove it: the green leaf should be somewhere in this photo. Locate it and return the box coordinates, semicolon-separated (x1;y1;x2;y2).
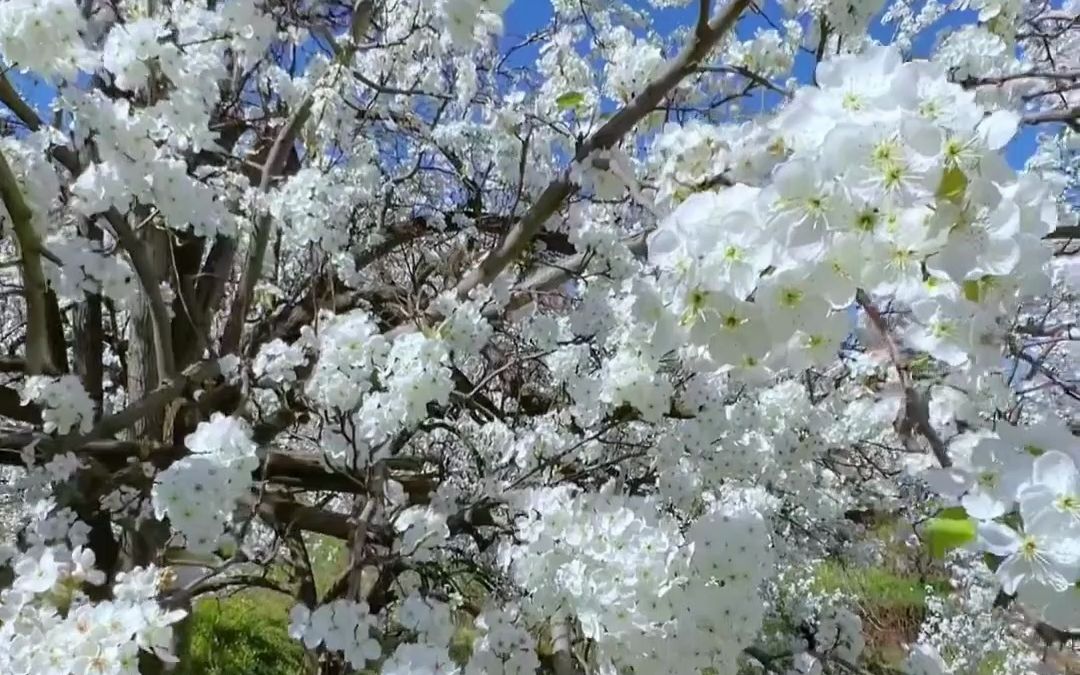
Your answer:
937;166;968;204
925;510;976;558
962;279;982;303
1023;443;1046;457
937;506;969;520
555;91;585;110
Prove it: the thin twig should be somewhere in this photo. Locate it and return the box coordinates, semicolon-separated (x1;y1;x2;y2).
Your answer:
856;290;951;468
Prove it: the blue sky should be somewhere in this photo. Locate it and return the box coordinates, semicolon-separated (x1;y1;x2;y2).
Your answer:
6;1;1056;168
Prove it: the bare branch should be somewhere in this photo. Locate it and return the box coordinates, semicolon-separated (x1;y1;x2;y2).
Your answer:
1023;105;1080;126
551;617;583;675
0;385;39;424
0;72;43;131
59;359;219;449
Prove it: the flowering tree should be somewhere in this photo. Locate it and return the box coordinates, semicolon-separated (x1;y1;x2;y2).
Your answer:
0;0;1079;673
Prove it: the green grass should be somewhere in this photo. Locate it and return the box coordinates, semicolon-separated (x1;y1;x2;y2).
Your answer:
975;651;1008;675
811;561;946;610
810;559;951;672
173;535;349;675
176;591;310;675
307;533;348;598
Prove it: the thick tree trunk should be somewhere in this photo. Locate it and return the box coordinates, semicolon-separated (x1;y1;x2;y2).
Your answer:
123;223;175;567
127;224;172;442
126;223;178;675
169;232;207;371
74;218;104;418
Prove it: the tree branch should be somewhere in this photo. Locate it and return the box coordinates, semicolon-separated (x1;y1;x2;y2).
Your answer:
0;148;56;374
220;0;375;354
856;290;951;468
1047;225;1080;239
220;98;315;354
0;385;39;424
103;211;177;379
1022;105;1080;126
0;72;43;131
448;0;749;301
59;360;219;449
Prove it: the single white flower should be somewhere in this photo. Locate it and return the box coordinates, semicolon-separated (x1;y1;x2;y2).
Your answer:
1019;451;1080;529
977;518;1080;594
14;548;61;594
959;436;1032;520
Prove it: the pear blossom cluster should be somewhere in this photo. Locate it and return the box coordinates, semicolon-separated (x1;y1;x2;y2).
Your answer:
60;0;274;234
0;0;94;80
397;592;456;645
20;375;95;436
394;505;452;563
305;310;454;456
651;45;1057;384
0;494;184;674
439;0;511;47
728;26;800;77
934;26;1014;81
604;29;665;103
151;414;259;554
500;486;688;647
292;577;499;675
500;487;774;673
289;600;386;669
252;338;308;385
0;556;185;675
266;161;381;259
465;606;541;675
45;234;138;304
813;607;866;664
364;331;453;440
382;643;460;675
904;555;1043;674
920;421;1080;621
432;293;494;358
0;133;62;238
305;310;389;411
287;599;382;670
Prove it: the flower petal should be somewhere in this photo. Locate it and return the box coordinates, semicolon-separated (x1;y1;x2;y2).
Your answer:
979;110;1019;151
976;520;1021;556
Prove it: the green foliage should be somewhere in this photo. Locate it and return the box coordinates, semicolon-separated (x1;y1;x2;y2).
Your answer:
449;623;479;664
976;651;1008;675
555;91;585;109
962;276;1004;304
924;507;977;558
906;352;936;379
937;165;968;204
176;592;310;675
